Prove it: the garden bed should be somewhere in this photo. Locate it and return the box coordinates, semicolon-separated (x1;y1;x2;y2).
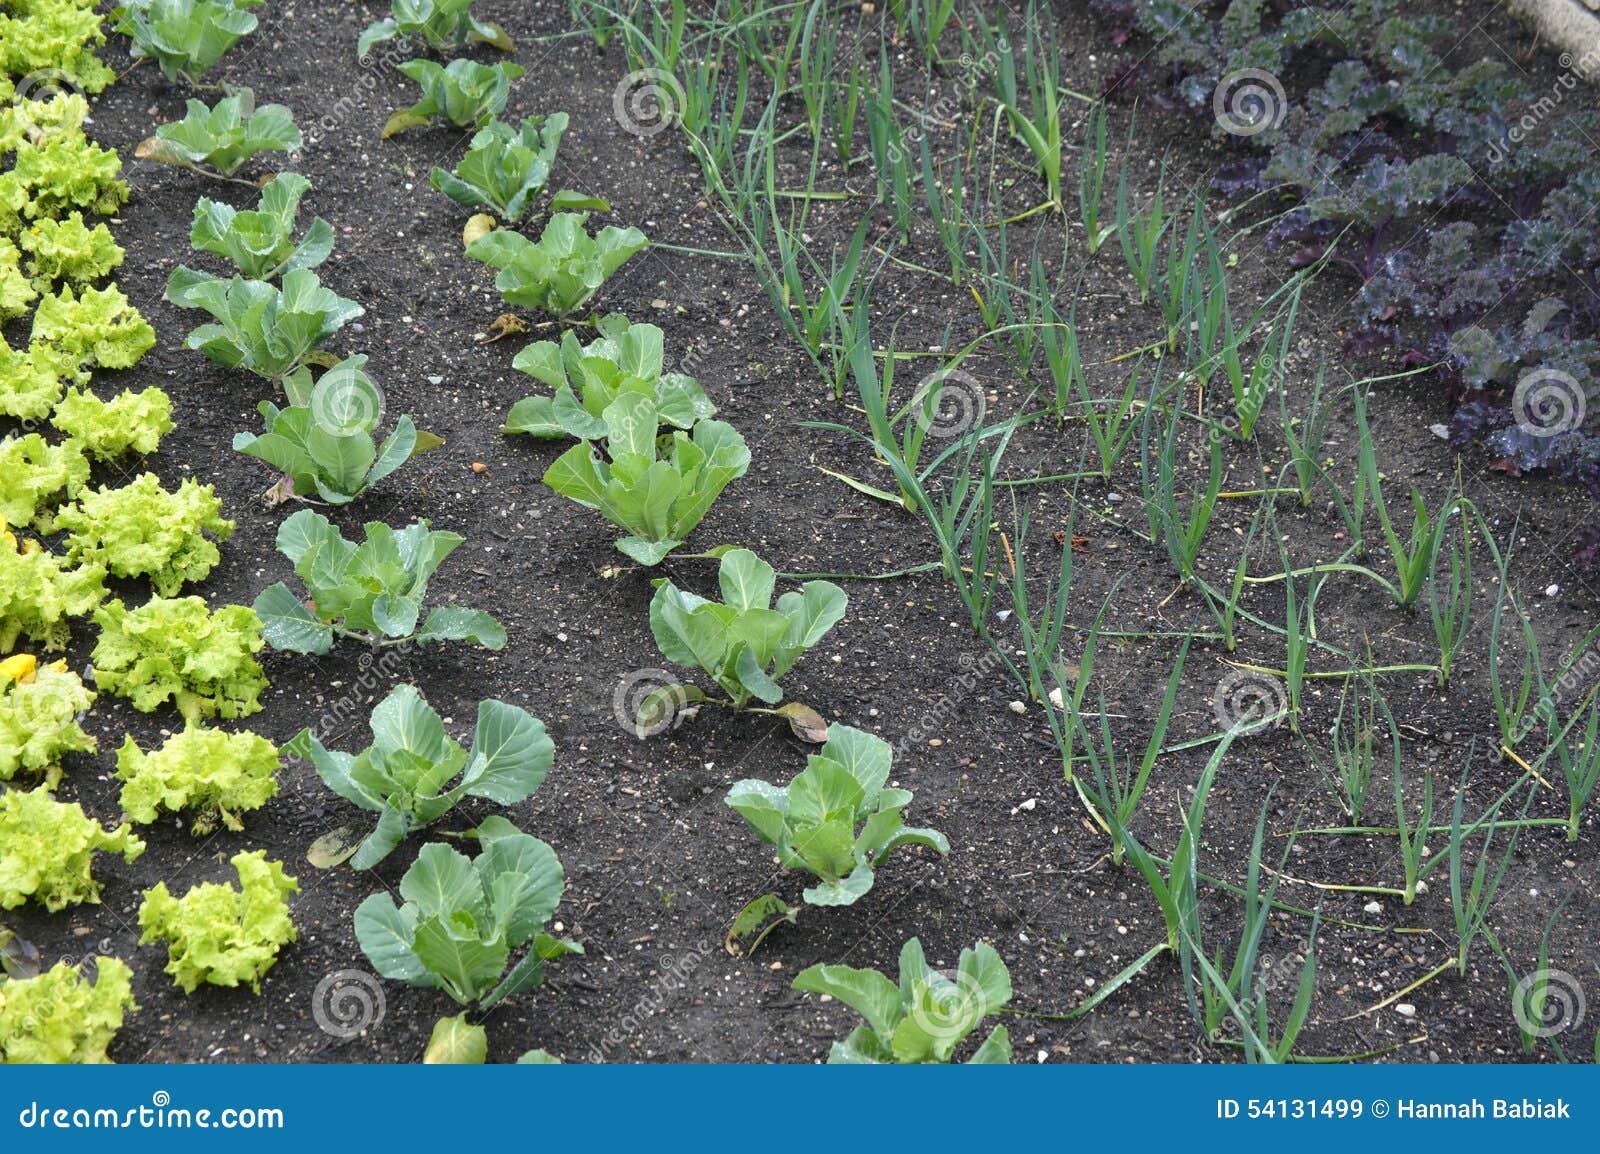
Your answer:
2;0;1596;1064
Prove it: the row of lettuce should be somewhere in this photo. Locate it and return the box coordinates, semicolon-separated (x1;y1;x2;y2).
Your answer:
0;0;1002;1066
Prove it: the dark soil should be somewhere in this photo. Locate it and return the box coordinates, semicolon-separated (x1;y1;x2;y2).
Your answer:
6;0;1597;1064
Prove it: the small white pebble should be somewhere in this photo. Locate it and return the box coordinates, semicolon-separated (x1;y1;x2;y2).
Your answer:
1396;1004;1416;1018
1364;900;1383;915
1546;584;1560;597
1008;700;1027;715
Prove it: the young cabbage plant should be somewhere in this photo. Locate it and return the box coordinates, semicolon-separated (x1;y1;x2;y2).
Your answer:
503;313;714;441
465;212;647;318
112;0;264;83
138;89;300;177
383;59;525;138
165;267;363;380
725;725;949;907
288;684;553;870
543;394;749;565
354;816;581;1011
233;355;435;504
253;509;506;654
430;114;568;222
644;549;844;733
793;938;1012;1064
184;173;332;280
359;0;514;56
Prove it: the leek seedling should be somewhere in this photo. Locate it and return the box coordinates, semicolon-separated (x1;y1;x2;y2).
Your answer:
920;126;970;286
1303;673;1392;825
1108;726;1241;954
1493;895;1577;1059
1140;388;1224;584
1487;577;1540;751
1393;762;1436;906
1077;102;1115;251
1549;688;1600;841
1427;497;1474;687
1116;146;1167;302
1447;772;1529;976
1278;368;1333;508
1354;387;1453;608
1074;638;1188;864
1000;16;1063;210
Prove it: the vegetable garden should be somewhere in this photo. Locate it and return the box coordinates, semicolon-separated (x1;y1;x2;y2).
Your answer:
0;0;1596;1065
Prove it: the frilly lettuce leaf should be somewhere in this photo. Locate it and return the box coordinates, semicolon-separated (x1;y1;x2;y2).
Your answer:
0;958;138;1064
0;655;97;785
0;528;107;654
56;473;233;596
0;433;88;531
90;596;267;721
51;385;174;461
31;283;156;371
117;725;280;833
138;850;297;994
0;785;145;912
